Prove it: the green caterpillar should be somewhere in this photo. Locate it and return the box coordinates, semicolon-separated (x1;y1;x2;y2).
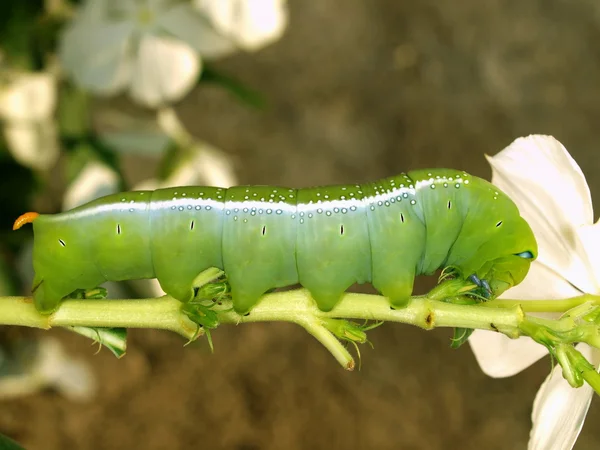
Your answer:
14;169;537;315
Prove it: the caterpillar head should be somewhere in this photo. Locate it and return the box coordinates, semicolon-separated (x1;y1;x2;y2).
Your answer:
471;214;538;299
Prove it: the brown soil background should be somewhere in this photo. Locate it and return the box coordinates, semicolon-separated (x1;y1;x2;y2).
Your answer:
3;0;600;449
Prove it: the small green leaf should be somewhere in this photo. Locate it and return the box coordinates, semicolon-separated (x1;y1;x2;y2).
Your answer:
68;327;127;358
156;140;183;181
200;63;266;109
181;301;220;330
450;327;474;349
195;279;231;304
322;318;368;344
0;432;25;450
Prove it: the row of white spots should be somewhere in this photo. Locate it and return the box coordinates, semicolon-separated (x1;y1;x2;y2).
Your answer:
296;198;364;223
228;189;296;202
142;175;473;228
169;188;226;201
365;186;416;210
415;174;471;192
151;197;225;213
118;192;150;213
223;200;295;223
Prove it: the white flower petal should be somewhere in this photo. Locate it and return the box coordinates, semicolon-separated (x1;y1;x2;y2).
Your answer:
158;3;235;58
59;19;134;94
487;135;598;293
194;0;288;52
4;121;60;171
62;162;120;211
576;222;600;290
501;261;583;301
0;73;56;121
469;330;549;378
469;261;582;377
528;344;600;450
68;0;114;23
129;35;200;108
489;135;592;225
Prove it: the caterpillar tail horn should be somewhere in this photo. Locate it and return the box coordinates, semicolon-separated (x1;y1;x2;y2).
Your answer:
13;212;40;230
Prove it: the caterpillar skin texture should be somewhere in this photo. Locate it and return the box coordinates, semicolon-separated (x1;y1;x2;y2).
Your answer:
23;169;538;315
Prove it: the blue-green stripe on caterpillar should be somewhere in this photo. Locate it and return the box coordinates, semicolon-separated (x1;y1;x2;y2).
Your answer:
13;168;538;315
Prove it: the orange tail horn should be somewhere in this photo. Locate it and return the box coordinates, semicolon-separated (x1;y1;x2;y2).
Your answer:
13;212;39;230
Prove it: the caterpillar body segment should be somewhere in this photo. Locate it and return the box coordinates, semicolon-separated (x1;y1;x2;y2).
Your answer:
222;185;299;314
150;186;225;304
18;169;538;315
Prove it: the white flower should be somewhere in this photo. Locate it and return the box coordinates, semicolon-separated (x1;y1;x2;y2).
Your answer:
468;135;600;450
58;0;288;108
0;72;60;171
193;0;288;53
58;0;204;107
0;337;96;402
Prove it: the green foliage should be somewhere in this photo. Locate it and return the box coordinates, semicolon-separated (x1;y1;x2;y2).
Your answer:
0;433;25;450
200;63;266;109
0;0;44;70
450;328;474;349
68;326;127;358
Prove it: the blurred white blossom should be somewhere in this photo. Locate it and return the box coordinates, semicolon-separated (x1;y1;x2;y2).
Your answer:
468;135;600;450
62;161;120;211
193;0;288;53
0;337;96;402
0;72;59;170
58;0;288;107
135;141;237;192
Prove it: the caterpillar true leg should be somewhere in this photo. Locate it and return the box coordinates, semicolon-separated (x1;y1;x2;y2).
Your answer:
467;274;493;299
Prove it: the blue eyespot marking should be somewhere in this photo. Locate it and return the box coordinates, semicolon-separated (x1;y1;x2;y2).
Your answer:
515;251;534;259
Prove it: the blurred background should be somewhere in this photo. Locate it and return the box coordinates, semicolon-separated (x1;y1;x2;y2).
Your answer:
0;0;600;449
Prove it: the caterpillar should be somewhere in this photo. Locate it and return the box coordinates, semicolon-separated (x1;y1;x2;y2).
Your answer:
14;168;537;315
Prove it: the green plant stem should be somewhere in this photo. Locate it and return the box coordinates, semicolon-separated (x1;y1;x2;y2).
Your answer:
302;317;355;370
2;289;599;375
217;289;523;336
582;368;600;393
3;288;600;394
0;296;200;340
0;290;524;368
482;294;600;312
